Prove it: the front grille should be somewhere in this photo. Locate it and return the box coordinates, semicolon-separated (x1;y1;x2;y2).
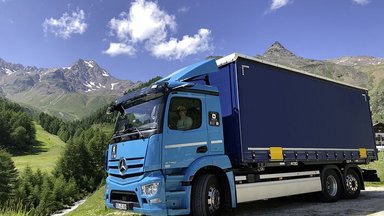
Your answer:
109;157;144;162
110;172;144;179
108;157;145;181
111;190;139;203
109;164;143;170
111;190;140;209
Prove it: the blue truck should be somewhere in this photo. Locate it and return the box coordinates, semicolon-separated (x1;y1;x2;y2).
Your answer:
104;53;379;215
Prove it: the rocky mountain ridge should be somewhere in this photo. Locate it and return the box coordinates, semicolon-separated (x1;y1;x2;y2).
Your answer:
327;56;383;67
0;58;135;95
0;58;138;120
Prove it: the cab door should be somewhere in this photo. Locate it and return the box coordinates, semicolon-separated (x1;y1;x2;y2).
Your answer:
162;92;208;170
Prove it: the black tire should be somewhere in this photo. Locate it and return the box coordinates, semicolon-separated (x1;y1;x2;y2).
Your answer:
319;169;341;202
191;174;221;216
342;169;361;199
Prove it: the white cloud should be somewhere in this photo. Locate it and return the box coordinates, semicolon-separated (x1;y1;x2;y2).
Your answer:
104;0;213;60
151;29;212;60
108;0;176;44
352;0;370;5
42;9;87;39
103;43;136;57
270;0;290;11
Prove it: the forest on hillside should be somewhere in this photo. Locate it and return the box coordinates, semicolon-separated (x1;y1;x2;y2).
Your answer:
0;99;112;215
0;98;36;155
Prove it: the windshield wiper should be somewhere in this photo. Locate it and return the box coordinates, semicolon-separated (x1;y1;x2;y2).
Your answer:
113;130;122;137
133;127;144;139
118;127;145;139
113;125;154;140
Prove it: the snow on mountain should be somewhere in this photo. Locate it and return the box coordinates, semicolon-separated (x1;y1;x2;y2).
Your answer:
327;56;384;66
111;82;119;90
4;68;15;75
0;57;138;97
102;70;110;77
0;57;141;120
84;60;94;68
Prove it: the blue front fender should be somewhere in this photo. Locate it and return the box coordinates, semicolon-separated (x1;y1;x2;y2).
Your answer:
182;155;236;209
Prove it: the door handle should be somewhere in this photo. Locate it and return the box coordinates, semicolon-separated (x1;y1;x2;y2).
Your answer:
196;145;208;153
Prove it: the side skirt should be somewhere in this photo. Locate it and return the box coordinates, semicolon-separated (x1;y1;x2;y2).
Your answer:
236;176;321;203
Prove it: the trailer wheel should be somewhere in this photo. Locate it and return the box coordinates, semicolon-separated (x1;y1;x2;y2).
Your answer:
342;169;361;199
320;169;341;202
191;174;221;216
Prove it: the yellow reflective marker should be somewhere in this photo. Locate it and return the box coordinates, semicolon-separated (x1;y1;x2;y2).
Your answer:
270;147;284;161
359;148;367;159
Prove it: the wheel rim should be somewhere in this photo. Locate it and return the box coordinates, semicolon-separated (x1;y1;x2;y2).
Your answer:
326;175;338;197
207;185;220;214
346;174;359;193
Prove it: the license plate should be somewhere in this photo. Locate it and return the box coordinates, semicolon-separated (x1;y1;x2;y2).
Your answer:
115;202;127;210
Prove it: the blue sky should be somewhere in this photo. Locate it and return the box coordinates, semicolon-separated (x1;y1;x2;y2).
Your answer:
0;0;383;81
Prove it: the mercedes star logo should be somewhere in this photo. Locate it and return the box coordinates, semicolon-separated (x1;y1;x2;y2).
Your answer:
118;157;127;174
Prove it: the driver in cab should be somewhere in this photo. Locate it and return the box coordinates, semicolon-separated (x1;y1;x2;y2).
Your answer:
176;106;192;130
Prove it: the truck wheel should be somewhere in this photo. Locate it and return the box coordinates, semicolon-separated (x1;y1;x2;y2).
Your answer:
342;169;361;199
191;174;221;216
320;169;341;202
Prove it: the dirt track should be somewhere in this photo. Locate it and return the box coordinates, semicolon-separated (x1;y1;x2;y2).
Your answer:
228;187;384;216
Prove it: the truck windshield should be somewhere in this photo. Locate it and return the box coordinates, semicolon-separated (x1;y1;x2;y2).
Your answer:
114;96;164;135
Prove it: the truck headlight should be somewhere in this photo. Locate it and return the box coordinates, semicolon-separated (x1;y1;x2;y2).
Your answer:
141;182;160;197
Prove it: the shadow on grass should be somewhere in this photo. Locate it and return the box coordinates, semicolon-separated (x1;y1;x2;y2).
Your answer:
12;140;48;156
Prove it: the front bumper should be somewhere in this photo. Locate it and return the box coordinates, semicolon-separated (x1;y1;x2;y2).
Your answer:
105;170;167;215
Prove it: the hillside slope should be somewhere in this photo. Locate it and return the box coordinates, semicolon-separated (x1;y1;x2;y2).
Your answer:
12;123;66;172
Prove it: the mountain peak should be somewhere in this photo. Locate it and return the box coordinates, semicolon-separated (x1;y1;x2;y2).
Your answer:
72;59;98;68
263;41;296;58
270;41;285;49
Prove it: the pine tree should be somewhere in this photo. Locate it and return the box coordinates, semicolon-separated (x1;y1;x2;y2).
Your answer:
35;175;55;215
88;130;108;183
15;166;34;209
0;114;12;150
11;126;29;151
56;137;93;191
0;149;18;204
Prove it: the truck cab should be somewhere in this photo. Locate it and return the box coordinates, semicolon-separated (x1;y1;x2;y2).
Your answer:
104;59;235;215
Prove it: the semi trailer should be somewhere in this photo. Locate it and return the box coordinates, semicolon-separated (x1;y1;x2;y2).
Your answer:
104;53;379;215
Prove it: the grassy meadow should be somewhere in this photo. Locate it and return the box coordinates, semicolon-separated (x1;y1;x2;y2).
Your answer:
12;123;66;172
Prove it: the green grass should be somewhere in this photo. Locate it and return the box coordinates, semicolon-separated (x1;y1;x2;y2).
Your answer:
0;209;29;216
0;199;29;216
12;123;66;172
360;151;384;186
67;186;136;216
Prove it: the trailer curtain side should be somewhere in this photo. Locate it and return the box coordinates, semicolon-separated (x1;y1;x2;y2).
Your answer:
210;57;376;167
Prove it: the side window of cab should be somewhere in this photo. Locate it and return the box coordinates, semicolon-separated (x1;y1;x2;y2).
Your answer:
168;97;202;131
